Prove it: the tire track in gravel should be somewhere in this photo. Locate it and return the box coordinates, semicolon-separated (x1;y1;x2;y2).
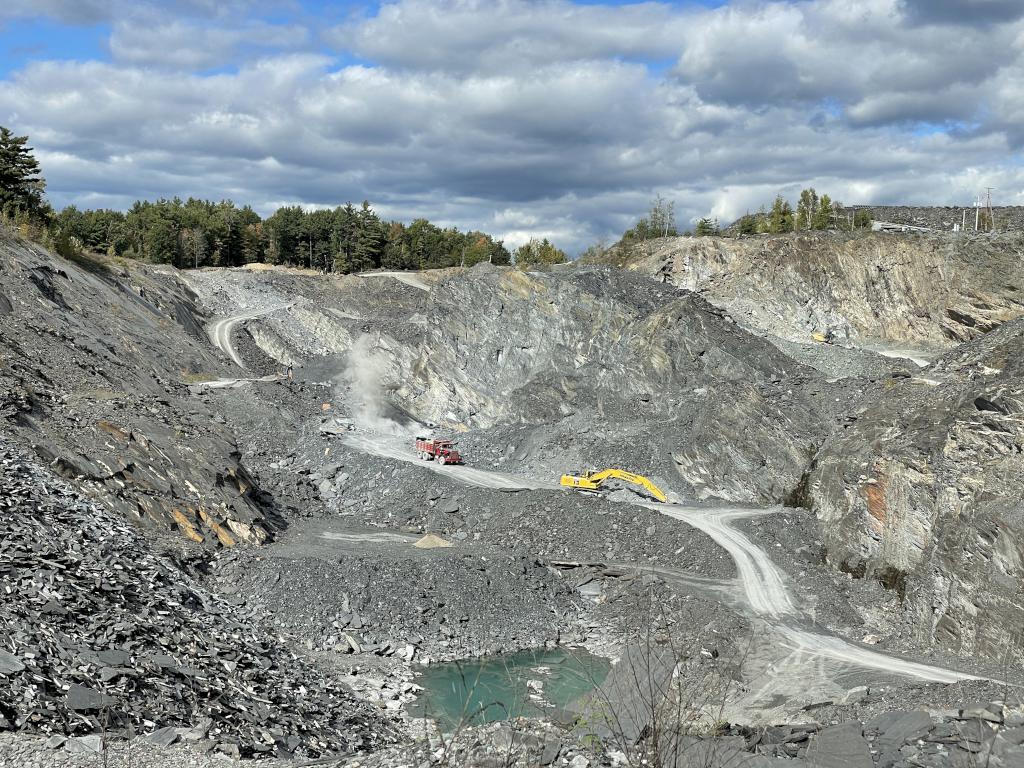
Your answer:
345;431;985;690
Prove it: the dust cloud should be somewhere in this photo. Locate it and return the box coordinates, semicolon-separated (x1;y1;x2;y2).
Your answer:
341;334;411;435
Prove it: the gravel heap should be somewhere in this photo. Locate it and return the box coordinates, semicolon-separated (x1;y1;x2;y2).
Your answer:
703;702;1024;767
218;547;585;662
0;437;395;759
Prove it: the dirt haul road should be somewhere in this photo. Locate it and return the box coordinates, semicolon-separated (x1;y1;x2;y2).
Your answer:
358;271;431;292
206;302;295;369
345;432;985;701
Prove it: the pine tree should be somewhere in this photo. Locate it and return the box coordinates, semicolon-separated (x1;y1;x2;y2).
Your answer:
353;201;384;272
767;195;794;233
737;213;758;235
0;127;46;215
331;204;358;273
694;217;718;237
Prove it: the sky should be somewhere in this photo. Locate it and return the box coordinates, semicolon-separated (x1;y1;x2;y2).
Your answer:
1;0;1023;253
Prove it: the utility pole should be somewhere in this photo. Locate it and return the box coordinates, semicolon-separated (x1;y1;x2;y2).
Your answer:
986;187;996;232
975;195;980;231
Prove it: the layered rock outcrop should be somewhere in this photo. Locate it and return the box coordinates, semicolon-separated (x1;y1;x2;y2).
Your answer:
803;320;1024;657
624;232;1024;346
0;234;272;546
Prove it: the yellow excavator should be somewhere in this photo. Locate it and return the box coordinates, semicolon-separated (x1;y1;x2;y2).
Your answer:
560;469;667;503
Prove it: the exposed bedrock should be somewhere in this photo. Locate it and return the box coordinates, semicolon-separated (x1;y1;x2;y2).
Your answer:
0;234;274;546
804;319;1024;657
385;265;839;503
622;232;1024;346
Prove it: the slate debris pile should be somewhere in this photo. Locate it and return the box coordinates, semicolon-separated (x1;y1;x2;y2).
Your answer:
696;704;1024;766
0;437;394;759
219;548;584;662
312;446;734;582
0;232;276;548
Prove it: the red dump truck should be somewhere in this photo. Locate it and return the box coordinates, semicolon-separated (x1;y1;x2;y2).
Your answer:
415;437;462;465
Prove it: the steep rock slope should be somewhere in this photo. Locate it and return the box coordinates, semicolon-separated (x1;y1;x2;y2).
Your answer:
619;232;1024;347
803;319;1024;658
387;266;843;503
0;234;273;546
186;263;843;504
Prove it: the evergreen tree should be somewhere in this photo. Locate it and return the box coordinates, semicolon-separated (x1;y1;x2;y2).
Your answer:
0;127;46;215
382;221;409;269
767;195;794;233
333;203;359;273
304;209;335;271
265;206;304;265
737;213;758;235
694;217;719;237
813;194;833;230
353;200;384;272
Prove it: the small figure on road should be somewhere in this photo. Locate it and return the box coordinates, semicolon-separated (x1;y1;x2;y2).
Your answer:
287;365;293;380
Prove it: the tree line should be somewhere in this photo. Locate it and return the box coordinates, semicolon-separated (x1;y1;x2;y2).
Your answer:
733;189;872;235
1;126;571;272
614;189;873;250
52;198;514;272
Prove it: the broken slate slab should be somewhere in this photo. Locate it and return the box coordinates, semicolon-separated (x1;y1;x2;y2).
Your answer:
66;683;111;711
873;710;933;750
0;650;25;674
95;649;131;666
143;726;180;747
65;735;104;754
958;703;1003;723
808;722;872;768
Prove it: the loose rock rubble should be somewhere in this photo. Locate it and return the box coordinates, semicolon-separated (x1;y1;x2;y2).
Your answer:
0;437;396;759
685;702;1024;767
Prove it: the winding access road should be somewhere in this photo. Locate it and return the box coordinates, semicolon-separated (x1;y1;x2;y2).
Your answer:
344;432;984;702
206;302;295;369
358;271;431;292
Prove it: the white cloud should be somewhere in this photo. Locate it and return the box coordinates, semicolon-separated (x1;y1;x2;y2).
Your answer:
2;0;1023;253
108;17;310;69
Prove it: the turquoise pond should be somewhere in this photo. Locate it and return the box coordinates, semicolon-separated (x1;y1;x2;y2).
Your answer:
406;647;611;728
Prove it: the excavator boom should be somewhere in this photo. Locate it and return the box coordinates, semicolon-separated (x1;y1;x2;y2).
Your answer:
559;468;667;503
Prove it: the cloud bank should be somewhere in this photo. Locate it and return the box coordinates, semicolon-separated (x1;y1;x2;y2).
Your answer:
1;0;1022;251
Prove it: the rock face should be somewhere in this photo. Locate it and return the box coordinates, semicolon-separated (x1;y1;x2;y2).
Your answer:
0;233;273;546
386;265;837;503
189;263;837;504
397;267;801;425
804;319;1024;658
622;232;1024;347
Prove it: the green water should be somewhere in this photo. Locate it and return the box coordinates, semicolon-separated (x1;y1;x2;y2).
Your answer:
407;647;610;729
